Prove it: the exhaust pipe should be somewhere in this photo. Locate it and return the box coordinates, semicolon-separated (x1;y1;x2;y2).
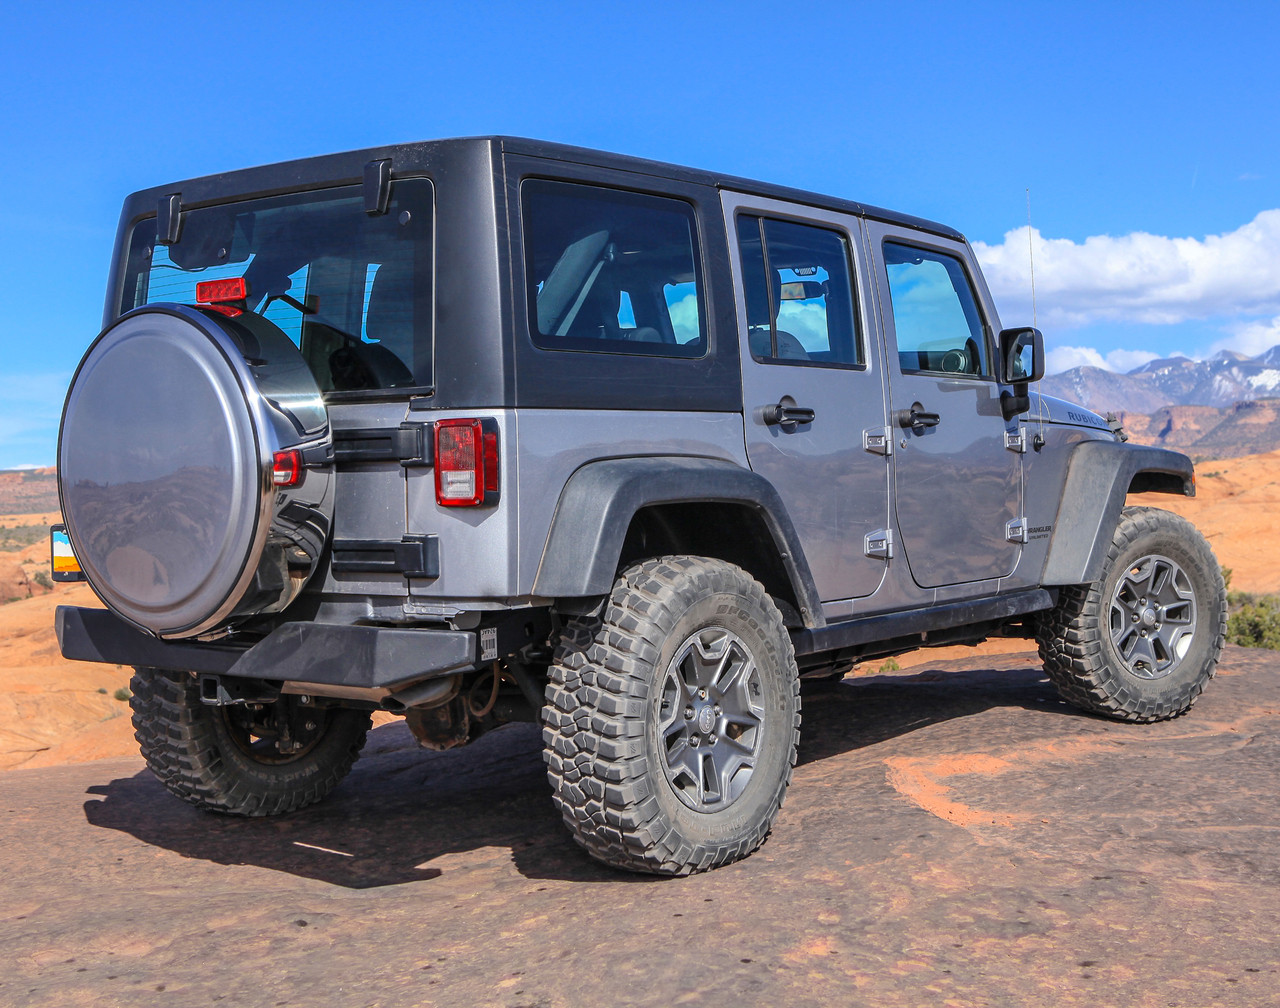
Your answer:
381;674;461;713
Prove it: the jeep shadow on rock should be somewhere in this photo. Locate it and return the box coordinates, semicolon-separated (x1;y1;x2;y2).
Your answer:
56;138;1227;875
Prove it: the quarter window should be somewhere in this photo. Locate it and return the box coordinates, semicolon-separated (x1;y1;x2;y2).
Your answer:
522;180;706;358
737;216;862;367
883;242;990;377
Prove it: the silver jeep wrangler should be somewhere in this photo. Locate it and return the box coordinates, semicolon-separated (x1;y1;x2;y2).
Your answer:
56;137;1226;874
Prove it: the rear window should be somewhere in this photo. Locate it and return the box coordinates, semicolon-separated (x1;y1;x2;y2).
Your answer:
521;180;706;358
121;180;434;394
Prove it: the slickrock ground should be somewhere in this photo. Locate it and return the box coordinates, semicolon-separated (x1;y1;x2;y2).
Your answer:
3;647;1278;1007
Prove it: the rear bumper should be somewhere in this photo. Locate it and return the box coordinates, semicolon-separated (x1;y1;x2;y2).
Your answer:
56;606;481;693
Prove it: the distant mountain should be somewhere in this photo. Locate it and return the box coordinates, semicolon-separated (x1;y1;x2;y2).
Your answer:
1113;399;1280;461
1041;344;1280;413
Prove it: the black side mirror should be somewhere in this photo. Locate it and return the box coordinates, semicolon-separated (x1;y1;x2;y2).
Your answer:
999;326;1045;385
998;326;1043;418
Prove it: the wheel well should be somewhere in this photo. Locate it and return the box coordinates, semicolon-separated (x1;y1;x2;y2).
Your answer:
616;503;800;622
1128;470;1190;495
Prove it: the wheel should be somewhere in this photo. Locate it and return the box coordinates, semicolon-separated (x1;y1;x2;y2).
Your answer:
130;667;372;816
1037;506;1226;723
543;556;801;875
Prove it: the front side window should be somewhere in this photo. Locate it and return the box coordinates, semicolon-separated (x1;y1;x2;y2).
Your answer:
522;180;706;358
883;242;990;377
737;216;862;367
122;180;434;393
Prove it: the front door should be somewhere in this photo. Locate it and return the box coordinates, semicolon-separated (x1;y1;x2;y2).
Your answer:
724;193;890;602
865;221;1022;589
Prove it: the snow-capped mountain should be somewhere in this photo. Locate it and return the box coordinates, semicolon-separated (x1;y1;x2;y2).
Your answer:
1040;345;1280;413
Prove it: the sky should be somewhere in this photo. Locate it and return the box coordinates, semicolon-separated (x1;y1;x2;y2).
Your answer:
3;0;1280;469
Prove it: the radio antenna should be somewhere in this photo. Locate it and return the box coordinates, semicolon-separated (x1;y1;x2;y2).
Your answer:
1024;185;1044;445
1026;187;1038;328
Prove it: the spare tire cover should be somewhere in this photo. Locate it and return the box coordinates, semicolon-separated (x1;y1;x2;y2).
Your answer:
59;304;333;639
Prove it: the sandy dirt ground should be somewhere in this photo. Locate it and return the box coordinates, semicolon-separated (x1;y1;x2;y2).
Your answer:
3;646;1278;1007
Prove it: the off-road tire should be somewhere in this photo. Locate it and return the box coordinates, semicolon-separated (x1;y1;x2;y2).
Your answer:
1037;506;1226;723
130;667;371;816
543;556;801;875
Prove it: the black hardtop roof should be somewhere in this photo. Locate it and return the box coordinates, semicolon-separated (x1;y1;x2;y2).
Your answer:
122;135;964;242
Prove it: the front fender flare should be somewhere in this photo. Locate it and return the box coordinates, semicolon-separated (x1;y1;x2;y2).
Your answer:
1040;441;1194;585
532;457;824;627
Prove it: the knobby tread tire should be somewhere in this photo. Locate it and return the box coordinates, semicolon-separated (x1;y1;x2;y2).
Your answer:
542;556;801;876
1036;506;1226;723
130;667;371;816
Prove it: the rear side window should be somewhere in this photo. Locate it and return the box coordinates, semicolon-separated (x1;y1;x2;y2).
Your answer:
522;180;706;358
883;241;990;377
122;180;434;394
737;216;862;367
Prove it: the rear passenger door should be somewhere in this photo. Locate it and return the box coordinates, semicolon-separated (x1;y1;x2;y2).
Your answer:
723;193;890;603
865;221;1022;589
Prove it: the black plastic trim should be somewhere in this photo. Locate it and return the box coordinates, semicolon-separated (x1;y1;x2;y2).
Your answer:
156;193;181;245
227;621;476;688
331;536;439;578
790;589;1056;656
56;605;480;690
57;606;245;674
363;158;392;215
332;423;433;467
533;456;824;627
1040;442;1194;585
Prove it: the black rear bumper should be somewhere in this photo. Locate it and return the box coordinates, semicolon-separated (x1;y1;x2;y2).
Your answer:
56;606;480;692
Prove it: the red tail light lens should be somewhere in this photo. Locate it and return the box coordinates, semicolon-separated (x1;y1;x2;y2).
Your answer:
195;277;248;304
272;449;302;487
435;419;499;507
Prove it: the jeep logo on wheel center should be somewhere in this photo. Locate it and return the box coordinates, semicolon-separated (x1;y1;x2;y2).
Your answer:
55;137;1226;875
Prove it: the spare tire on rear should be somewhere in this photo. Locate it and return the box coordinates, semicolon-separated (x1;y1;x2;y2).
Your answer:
58;304;333;639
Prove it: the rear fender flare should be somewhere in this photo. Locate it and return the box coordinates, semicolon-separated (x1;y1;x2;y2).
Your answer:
532;457;824;627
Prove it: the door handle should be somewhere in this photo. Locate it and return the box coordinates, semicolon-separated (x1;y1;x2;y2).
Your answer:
895;403;941;431
761;400;816;427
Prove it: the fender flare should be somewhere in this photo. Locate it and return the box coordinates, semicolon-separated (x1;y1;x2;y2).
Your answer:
1040;441;1195;585
532;456;824;627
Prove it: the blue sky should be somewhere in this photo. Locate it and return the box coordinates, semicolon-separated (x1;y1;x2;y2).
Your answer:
3;0;1279;468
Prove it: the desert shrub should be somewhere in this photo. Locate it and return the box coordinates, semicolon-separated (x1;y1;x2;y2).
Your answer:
112;687;132;702
1228;595;1280;650
0;524;49;551
32;569;52;589
878;657;901;673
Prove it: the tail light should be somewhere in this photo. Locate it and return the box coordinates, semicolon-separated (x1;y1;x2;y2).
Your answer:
434;419;499;507
272;449;302;487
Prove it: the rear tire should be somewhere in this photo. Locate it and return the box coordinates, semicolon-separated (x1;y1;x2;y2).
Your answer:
1037;507;1226;723
130;667;371;816
543;556;801;875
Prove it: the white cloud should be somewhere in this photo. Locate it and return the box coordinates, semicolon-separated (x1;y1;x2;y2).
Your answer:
1044;345;1161;376
1211;314;1280;358
974;210;1280;329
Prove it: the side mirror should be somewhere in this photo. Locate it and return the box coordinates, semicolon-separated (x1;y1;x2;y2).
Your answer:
999;327;1044;385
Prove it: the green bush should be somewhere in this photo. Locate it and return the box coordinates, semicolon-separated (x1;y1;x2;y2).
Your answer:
1228;595;1280;650
0;524;49;551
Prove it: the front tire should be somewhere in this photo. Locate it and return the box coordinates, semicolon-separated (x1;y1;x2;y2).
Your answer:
1037;506;1226;723
543;557;801;875
130;667;371;816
